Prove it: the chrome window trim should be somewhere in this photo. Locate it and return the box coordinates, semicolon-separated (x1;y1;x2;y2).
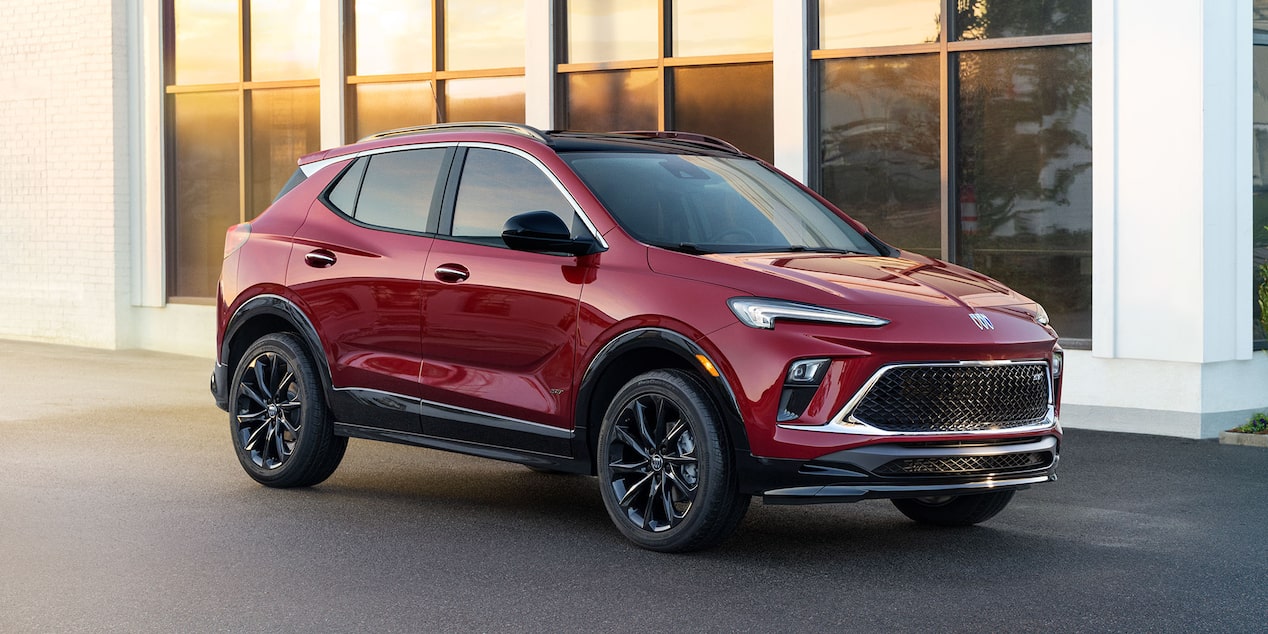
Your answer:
780;359;1057;436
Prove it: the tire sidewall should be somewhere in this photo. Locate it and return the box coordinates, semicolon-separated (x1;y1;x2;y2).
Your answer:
596;369;733;551
228;333;328;487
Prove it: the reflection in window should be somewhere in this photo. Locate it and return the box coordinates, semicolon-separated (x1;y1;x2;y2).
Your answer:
1252;46;1268;340
452;149;574;239
353;82;437;141
956;46;1092;339
819;55;940;258
1258;0;1268;36
250;88;320;218
819;0;941;49
444;0;525;70
356;149;448;232
250;0;320;81
674;63;774;162
956;0;1091;41
446;77;526;123
172;0;239;85
172;91;240;298
672;0;772;57
568;0;658;63
354;0;432;75
566;70;658;131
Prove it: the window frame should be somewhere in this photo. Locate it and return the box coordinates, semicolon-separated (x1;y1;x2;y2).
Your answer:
318;146;457;236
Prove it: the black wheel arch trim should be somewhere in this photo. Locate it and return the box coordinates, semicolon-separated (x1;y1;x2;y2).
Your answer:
574;327;750;463
220;294;333;406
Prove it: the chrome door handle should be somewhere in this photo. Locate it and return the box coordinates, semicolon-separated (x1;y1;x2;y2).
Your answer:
434;264;469;283
304;250;337;268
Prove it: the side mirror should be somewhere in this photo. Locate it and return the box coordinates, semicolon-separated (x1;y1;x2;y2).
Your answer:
502;211;596;256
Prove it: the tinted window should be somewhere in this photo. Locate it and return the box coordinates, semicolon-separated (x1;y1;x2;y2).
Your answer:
451;149;576;241
326;157;367;214
353;148;447;232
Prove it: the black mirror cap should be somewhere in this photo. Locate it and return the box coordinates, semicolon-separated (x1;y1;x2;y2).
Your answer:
502;210;597;256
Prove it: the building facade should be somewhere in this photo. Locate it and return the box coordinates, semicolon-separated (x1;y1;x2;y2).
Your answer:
0;0;1262;438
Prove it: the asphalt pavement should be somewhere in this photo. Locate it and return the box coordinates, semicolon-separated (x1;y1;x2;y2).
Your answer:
1;339;1266;633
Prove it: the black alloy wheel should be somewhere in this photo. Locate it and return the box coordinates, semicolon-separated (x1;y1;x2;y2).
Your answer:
229;333;346;488
598;369;749;552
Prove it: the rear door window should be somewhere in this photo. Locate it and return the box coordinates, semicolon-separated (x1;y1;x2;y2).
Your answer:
325;148;448;233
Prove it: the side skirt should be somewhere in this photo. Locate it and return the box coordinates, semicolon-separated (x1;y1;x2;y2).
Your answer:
333;422;589;475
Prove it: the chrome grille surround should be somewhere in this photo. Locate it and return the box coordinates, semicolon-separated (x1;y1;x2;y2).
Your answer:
783;360;1057;436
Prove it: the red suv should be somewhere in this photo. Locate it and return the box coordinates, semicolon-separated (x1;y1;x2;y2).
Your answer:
211;123;1062;552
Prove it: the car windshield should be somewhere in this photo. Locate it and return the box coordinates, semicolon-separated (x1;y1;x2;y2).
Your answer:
562;152;881;255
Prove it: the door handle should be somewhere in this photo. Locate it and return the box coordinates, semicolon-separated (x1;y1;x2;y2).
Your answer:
434;264;470;283
304;249;337;268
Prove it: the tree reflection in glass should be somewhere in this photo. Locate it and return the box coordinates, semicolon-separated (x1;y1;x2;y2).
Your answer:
956;46;1092;339
955;0;1090;41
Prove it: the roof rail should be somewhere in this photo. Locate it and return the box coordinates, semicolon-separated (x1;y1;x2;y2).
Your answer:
358;122;551;144
613;130;744;155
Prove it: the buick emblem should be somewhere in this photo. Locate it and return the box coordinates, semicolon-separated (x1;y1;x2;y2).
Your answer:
969;313;995;331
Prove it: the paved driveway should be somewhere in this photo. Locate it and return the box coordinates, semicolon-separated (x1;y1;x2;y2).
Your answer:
1;339;1266;632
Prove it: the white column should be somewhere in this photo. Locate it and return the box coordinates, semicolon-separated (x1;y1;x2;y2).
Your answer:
771;0;810;184
1094;0;1252;363
319;0;345;149
524;0;555;129
129;0;165;308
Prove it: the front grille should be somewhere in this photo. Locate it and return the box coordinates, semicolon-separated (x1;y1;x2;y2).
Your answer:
873;451;1052;476
851;363;1050;433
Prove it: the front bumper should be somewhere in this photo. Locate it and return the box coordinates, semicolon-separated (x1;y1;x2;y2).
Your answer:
738;434;1059;505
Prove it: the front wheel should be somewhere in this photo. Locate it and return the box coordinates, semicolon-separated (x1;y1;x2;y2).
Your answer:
229;333;347;488
597;370;749;552
891;491;1015;526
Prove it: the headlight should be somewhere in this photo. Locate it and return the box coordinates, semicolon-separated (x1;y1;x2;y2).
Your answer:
727;298;888;330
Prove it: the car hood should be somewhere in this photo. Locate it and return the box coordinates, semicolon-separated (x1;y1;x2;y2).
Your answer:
647;248;1055;343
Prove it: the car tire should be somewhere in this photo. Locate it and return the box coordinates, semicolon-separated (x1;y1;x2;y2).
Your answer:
597;369;750;552
891;491;1015;526
229;333;347;488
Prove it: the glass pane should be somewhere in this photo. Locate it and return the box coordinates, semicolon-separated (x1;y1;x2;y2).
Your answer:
354;0;433;75
819;55;940;258
453;149;575;240
673;63;773;162
353;82;437;141
1253;46;1268;341
819;0;941;49
445;77;526;123
172;0;239;84
956;0;1091;41
328;157;368;215
567;0;658;63
956;46;1093;340
444;0;525;70
356;149;448;232
1258;0;1268;36
566;69;658;131
172;91;240;298
672;0;772;57
250;0;320;81
250;87;320;218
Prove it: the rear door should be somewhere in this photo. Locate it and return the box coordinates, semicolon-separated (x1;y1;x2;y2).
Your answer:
419;145;593;455
287;146;453;433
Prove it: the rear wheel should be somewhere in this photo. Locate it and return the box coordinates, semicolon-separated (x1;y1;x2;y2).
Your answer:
597;370;749;552
229;333;346;488
891;491;1015;526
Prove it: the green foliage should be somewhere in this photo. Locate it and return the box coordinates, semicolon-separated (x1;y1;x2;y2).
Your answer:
1258;260;1268;342
1232;412;1268;434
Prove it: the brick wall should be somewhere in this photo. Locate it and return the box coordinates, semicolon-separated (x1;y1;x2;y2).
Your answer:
0;1;130;348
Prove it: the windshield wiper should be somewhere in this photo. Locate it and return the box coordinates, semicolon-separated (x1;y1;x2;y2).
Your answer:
654;242;715;255
779;245;868;255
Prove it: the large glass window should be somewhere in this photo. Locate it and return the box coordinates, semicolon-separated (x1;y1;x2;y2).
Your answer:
956;46;1092;340
820;55;940;257
1253;11;1268;342
347;0;527;140
561;0;775;161
165;0;321;300
815;1;1091;343
452;149;575;240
